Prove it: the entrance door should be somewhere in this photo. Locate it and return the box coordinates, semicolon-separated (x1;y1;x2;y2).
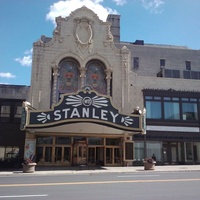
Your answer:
73;141;87;165
106;148;113;164
163;142;177;164
88;147;95;164
106;147;121;165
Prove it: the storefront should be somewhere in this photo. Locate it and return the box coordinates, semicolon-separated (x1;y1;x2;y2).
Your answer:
21;88;144;166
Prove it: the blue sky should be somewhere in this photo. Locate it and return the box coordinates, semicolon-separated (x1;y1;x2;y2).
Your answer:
0;0;200;86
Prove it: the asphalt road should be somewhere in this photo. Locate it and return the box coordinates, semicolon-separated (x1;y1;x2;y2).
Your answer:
0;171;200;200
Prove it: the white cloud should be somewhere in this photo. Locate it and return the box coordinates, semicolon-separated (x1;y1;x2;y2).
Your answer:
15;49;32;67
141;0;164;14
0;72;16;78
46;0;118;25
113;0;126;6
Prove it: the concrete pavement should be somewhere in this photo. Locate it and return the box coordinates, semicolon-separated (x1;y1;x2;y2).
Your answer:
1;165;200;176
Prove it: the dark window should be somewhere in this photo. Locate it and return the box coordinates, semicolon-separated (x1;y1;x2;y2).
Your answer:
185;61;191;70
133;57;139;69
37;137;53;144
165;69;180;78
184;70;200;80
55;137;71;145
191;71;199;79
160;59;165;67
0;101;11;122
183;70;191;79
106;138;121;146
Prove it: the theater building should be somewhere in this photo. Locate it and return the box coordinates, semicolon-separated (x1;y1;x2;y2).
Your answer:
21;6;200;166
21;6;144;167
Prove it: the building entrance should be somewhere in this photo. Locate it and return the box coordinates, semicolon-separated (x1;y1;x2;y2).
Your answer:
72;141;87;165
163;142;178;164
88;147;104;165
106;147;121;165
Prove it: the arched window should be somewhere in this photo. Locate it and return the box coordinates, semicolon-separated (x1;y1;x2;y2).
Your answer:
58;58;80;95
86;60;107;94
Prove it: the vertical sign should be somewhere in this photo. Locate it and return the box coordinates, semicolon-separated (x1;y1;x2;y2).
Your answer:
142;108;146;134
24;139;36;159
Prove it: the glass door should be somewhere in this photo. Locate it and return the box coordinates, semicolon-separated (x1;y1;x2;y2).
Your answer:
114;148;121;164
106;147;121;165
88;147;95;164
73;141;87;165
106;148;113;164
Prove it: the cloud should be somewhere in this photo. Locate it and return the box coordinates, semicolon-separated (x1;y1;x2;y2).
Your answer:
15;49;32;67
141;0;164;14
0;72;16;78
46;0;118;25
113;0;126;6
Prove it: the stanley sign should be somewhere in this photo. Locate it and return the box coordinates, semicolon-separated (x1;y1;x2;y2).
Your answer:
21;88;143;132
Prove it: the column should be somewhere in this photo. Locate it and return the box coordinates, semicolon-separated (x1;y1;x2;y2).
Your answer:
52;64;60;105
80;67;86;88
105;69;112;96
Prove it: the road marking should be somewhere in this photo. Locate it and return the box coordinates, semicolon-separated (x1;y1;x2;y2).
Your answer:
117;175;160;178
0;194;48;198
0;178;200;187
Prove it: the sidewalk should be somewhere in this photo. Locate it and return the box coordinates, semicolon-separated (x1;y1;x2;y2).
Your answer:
1;165;200;176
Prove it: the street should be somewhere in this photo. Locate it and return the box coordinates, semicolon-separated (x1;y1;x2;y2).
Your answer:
0;171;200;199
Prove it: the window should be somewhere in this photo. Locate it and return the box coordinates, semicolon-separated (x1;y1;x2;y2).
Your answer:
133;57;139;69
191;71;199;79
86;60;107;94
183;70;191;79
55;137;71;145
183;70;200;80
0;146;19;161
164;97;180;120
165;69;180;78
0;103;11;122
182;98;198;121
145;96;162;119
1;105;10;118
144;91;198;122
88;138;104;145
160;59;165;67
58;58;80;94
185;61;191;70
14;106;22;118
106;138;121;146
37;137;53;144
164;102;180;120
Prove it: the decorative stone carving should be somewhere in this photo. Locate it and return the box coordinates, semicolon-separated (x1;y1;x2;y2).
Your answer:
104;25;113;47
53;17;63;43
74;17;93;52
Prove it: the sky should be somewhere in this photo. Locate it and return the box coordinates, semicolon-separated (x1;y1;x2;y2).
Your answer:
0;0;200;86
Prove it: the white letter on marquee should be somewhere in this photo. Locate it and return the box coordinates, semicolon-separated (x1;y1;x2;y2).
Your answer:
92;108;99;119
70;108;80;118
101;109;108;120
62;108;70;118
54;110;61;120
82;107;89;118
110;111;119;123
